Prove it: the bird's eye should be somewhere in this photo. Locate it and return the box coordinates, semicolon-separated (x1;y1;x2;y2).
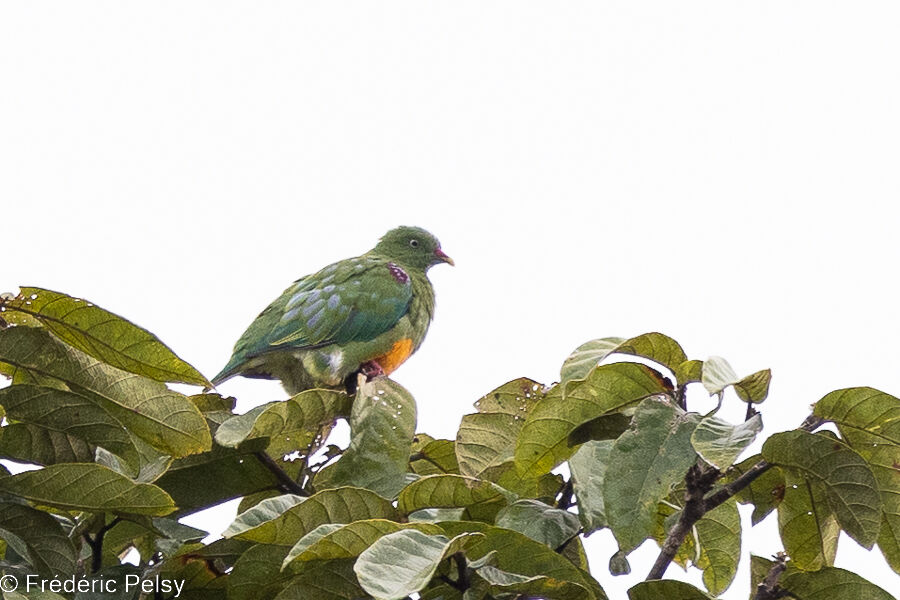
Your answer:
409;239;419;248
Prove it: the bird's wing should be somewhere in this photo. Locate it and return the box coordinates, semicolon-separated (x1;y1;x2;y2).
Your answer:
222;256;412;372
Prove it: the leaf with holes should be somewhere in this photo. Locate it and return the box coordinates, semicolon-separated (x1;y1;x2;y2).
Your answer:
762;430;881;549
516;363;669;480
604;398;701;553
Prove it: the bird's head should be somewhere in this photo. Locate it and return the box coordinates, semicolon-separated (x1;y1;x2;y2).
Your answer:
373;226;454;271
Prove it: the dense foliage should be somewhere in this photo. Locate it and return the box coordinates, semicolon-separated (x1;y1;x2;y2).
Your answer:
0;287;896;600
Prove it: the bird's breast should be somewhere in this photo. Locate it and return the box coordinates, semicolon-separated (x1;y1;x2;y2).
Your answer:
372;338;414;374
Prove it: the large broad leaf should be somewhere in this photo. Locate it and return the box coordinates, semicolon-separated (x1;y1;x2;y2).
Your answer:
224;487;397;545
694;499;741;595
456;412;523;479
228;544;294;600
604;398;700;553
569;440;614;533
315;378;416;498
690;413;762;470
274;558;365;600
438;521;606;600
0;385;138;467
762;430;881;549
396;474;513;522
0;463;175;515
3;287;209;386
282;519;442;569
0;327;211;458
777;471;839;570
215;389;350;457
354;529;480;600
780;566;896;600
473;377;545;414
627;580;713;600
410;437;459;476
560;333;687;386
0;423;94;465
494;499;581;548
0;502;77;577
155;441;277;512
516;363;669;480
730;455;785;525
813;387;900;571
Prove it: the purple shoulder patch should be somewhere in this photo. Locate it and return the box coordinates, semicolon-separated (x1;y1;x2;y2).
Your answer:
387;262;410;284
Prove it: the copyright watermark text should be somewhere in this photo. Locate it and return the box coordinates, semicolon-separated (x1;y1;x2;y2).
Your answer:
0;574;185;597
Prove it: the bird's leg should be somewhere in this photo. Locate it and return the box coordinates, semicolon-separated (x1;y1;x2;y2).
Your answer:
359;360;385;381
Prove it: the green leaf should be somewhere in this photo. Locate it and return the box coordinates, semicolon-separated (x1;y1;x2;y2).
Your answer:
456;411;523;478
494;499;581;548
216;389;350;458
733;369;772;403
224;487;397;545
354;530;481;600
777;471;839;570
674;360;703;385
690;413;762;470
0;327;211;458
781;566;896;600
4;287;209;386
604;398;700;553
694;499;741;595
228;544;293;600
811;387;900;571
0;385;138;467
516;363;669;480
731;455;785;524
0;423;94;465
0;502;77;577
411;438;460;475
569;440;614;533
274;558;365;600
314;378;416;497
282;519;442;568
560;333;687;386
627;580;713;600
0;463;175;515
762;430;882;549
155;442;278;512
567;412;632;447
473;564;593;600
473;377;545;414
438;522;606;600
397;474;513;522
700;356;739;395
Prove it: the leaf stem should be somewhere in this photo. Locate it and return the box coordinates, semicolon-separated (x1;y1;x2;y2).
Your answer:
753;553;790;600
556;479;575;509
254;451;308;496
82;516;122;573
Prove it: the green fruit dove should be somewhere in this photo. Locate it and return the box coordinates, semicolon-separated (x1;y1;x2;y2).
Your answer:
211;226;453;395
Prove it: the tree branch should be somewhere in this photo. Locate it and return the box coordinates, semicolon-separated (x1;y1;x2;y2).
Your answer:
556;479;575;509
753;553;790;600
254;451;308;496
82;516;122;573
646;412;824;581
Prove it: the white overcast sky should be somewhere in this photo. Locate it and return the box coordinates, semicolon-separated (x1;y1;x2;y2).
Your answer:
2;2;899;598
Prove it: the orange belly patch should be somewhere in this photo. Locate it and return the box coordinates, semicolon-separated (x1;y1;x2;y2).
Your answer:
374;338;414;374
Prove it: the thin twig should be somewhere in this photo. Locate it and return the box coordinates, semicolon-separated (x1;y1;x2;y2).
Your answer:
753;553;790;600
254;451;308;496
557;479;575;509
646;412;824;580
82;516;122;573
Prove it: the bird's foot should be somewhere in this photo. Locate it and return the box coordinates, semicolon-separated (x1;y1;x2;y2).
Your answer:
359;361;385;381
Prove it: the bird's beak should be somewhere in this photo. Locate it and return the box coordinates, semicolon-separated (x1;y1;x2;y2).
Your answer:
434;248;455;266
